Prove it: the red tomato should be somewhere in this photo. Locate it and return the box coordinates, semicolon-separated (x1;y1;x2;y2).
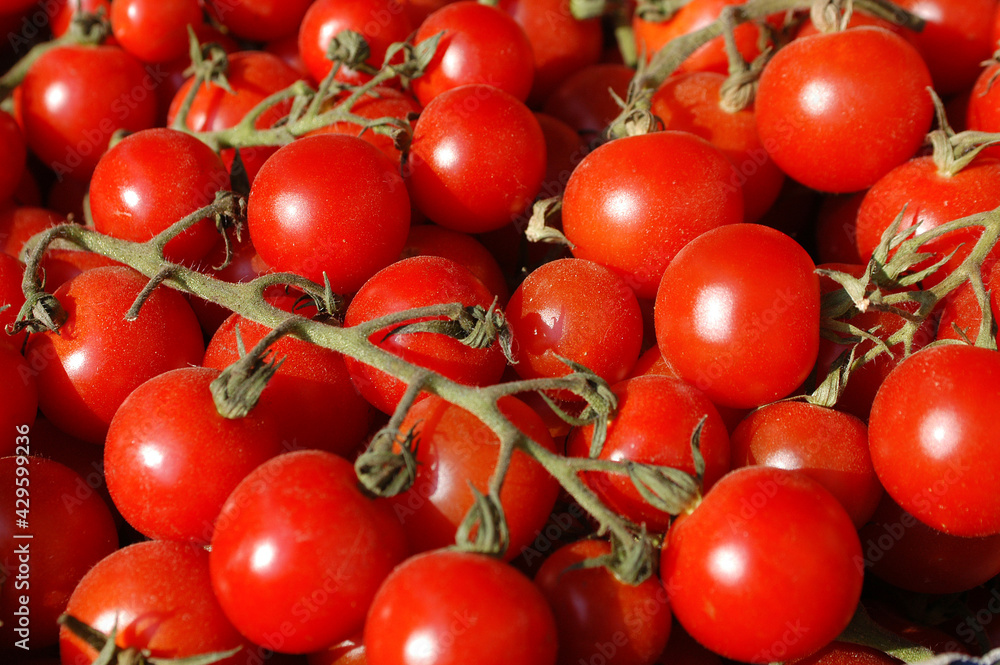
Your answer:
109;0;203;63
0;252;27;353
967;60;1000;153
541;63;634;142
787;642;903;665
364;550;558;665
755;27;934;193
938;257;1000;347
406;84;546;234
25;266;205;444
44;0;112;37
18;45;158;180
1;456;117;650
210;450;409;654
400;224;510;304
0;348;36;457
662;466;864;663
534;112;587;200
869;344;1000;537
60;541;251;665
654;224;820;408
343;256;508;413
248;134;411;293
563;131;744;300
207;0;315;42
567;375;731;533
306;87;422;164
0;205;66;257
731;401;882;528
0;111;26;203
308;636;365;665
814;192;865;265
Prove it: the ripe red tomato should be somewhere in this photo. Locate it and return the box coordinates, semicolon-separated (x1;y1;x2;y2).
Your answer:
343;256;508;413
306;87;422;164
18;45;158;180
938;257;1000;347
109;0;203;63
0;205;67;257
1;456;117;650
0;252;27;353
869;344;1000;537
0;348;36;456
248;134;411;293
210;450;409;654
814;192;866;265
0;111;26;204
787;641;904;665
654;224;820;408
25;265;205;444
541;63;634;142
967;60;1000;155
44;0;112;38
89;128;229;264
207;0;315;42
405;84;546;234
534;112;587;200
364;550;558;665
662;466;864;663
563;131;744;300
401;224;510;304
755;27;933;193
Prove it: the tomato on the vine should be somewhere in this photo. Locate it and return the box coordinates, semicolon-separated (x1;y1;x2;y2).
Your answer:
109;0;203;64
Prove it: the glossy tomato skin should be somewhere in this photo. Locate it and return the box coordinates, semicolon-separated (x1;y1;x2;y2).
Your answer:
567;375;731;533
306;87;422;164
1;457;118;650
654;224;820;408
90;128;229;264
60;541;251;665
0;206;68;257
967;62;1000;155
249;134;411;293
400;224;510;305
869;345;1000;537
343;256;508;413
0;348;36;457
731;401;881;528
45;0;113;37
364;550;558;665
18;45;158;180
210;450;409;654
534;539;672;665
207;0;314;42
755;27;933;193
662;466;864;663
0;111;26;203
109;0;203;63
406;84;546;234
25;266;205;444
563;131;744;300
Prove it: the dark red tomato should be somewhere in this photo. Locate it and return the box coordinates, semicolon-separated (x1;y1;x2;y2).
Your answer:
859;493;1000;594
499;0;603;107
202;298;371;458
0;349;36;457
60;541;251;665
306;86;422;164
796;9;912;38
633;0;766;75
45;0;112;37
406;84;546;234
1;0;39;14
755;27;933;193
156;23;240;124
401;224;509;304
541;63;634;142
815;192;865;265
534;112;587;200
105;367;290;543
298;0;413;86
402;0;457;24
249;134;411;293
535;538;671;665
655;624;724;665
854;156;1000;287
207;0;314;42
651;71;786;224
864;602;970;656
25;266;205;444
0;205;66;257
308;636;365;665
411;1;534;105
896;0;995;95
389;395;559;559
0;252;27;353
365;550;558;665
110;0;203;63
265;33;311;80
567;375;731;533
46;176;90;224
18;45;158;180
654;224;820;408
731;401;881;528
662;466;863;663
11;169;42;208
938;257;1000;347
506;258;643;393
168;50;301;185
210;450;409;654
0;111;26;203
787;642;902;665
0;456;117;650
343;256;508;413
185;228;265;336
90;128;229;264
563;131;743;300
869;345;1000;537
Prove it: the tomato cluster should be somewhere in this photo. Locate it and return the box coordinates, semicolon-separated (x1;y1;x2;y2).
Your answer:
2;0;1000;664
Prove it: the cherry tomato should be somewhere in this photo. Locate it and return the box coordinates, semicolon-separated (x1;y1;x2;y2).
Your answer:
869;344;1000;537
787;642;903;665
207;0;315;42
662;466;864;663
938;257;1000;347
210;450;409;654
755;27;934;193
0;348;36;457
0;252;27;353
815;192;866;265
248;134;411;293
534;112;587;200
45;0;112;38
306;87;422;164
541;63;634;142
109;0;203;63
400;224;510;305
364;550;558;665
0;205;67;257
967;60;1000;156
0;111;26;204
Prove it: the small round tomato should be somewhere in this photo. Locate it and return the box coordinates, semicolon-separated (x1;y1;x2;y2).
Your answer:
938;258;1000;348
400;224;509;304
306;87;422;164
0;252;27;352
541;63;634;142
110;0;203;63
815;192;865;265
0;111;26;203
0;206;67;258
45;0;112;38
364;550;558;665
210;450;409;654
654;224;820;408
207;0;314;42
248;134;411;293
663;466;864;663
0;348;36;456
869;344;1000;537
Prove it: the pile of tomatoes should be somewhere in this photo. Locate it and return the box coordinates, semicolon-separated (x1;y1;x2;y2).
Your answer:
3;0;1000;663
